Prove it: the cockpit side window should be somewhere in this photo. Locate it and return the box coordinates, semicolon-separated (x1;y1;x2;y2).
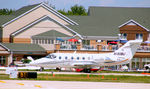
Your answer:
51;54;56;59
46;54;56;59
45;55;50;58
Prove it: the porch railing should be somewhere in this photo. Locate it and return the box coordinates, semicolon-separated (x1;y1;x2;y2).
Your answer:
58;44;150;52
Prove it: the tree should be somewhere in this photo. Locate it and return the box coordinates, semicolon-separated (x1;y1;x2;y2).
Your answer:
69;4;87;15
0;8;15;15
57;9;67;15
58;5;87;16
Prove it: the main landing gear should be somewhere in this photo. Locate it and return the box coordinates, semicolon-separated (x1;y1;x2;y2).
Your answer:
40;67;44;71
56;67;61;71
83;68;91;73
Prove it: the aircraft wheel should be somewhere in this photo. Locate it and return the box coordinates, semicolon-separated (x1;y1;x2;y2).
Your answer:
56;67;61;71
83;69;91;73
86;69;91;73
40;67;44;71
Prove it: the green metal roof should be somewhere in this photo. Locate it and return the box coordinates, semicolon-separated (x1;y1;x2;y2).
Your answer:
33;30;71;38
67;7;150;36
0;15;16;26
11;3;40;16
1;43;45;52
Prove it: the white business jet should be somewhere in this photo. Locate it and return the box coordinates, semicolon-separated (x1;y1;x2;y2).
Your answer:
28;40;142;73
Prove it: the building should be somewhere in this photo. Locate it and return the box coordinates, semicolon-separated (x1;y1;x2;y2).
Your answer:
0;3;150;70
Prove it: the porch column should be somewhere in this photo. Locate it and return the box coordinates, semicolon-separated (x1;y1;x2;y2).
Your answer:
139;58;143;69
77;44;81;50
7;51;13;66
55;44;60;50
129;60;132;70
97;45;102;51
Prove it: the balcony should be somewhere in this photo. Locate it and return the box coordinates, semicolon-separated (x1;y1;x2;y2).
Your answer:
55;44;150;52
137;46;150;52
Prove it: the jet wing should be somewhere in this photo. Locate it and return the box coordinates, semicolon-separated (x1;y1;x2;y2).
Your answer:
71;62;97;68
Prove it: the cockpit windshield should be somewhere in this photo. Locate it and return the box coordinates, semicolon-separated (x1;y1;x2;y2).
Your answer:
45;54;56;59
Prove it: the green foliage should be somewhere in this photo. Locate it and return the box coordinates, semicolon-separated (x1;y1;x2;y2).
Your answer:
70;4;87;15
57;9;68;15
0;8;15;15
21;59;31;63
1;74;150;83
58;4;87;16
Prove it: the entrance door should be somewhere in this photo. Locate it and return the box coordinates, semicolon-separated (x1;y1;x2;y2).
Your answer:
0;56;6;66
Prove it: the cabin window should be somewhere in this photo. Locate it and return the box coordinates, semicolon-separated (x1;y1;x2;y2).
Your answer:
65;57;68;60
82;57;85;60
77;57;79;60
71;57;74;60
59;56;61;60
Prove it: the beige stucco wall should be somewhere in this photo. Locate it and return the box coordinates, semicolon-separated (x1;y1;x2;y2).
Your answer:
0;51;9;54
3;6;70;39
0;46;6;51
15;19;73;39
39;44;55;51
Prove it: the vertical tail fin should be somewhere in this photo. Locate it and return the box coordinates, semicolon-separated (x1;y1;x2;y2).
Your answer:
114;40;142;60
27;56;34;62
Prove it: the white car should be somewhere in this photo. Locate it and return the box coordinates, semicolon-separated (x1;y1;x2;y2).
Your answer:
144;64;150;70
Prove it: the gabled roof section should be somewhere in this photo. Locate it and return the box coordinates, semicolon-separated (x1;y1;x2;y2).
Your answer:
0;15;16;26
67;7;150;37
2;3;78;27
33;30;71;38
119;19;149;32
1;43;45;52
11;15;83;39
11;3;41;16
0;43;10;51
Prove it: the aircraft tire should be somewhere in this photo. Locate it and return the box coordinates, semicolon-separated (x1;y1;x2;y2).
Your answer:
56;67;61;71
83;69;91;73
40;67;44;71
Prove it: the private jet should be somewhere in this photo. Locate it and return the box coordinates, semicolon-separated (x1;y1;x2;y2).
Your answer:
28;40;142;73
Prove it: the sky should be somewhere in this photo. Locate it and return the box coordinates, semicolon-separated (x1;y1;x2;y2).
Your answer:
0;0;150;11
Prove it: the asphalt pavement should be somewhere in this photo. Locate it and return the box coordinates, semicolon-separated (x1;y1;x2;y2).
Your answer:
0;80;150;89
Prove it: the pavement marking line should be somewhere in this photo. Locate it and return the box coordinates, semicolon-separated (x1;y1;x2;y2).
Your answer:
16;83;24;85
0;80;6;83
34;85;42;88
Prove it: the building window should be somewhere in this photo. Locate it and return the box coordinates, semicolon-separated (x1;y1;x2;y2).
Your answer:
48;39;50;44
45;39;48;44
82;40;90;45
51;40;54;44
35;39;38;44
121;33;127;40
136;33;143;40
0;56;6;66
39;39;41;44
32;39;35;44
42;39;44;44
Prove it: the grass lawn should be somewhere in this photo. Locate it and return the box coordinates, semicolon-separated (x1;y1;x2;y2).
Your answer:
1;74;150;83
